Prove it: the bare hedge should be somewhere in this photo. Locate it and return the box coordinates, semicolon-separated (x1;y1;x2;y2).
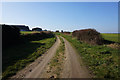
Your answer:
72;29;104;45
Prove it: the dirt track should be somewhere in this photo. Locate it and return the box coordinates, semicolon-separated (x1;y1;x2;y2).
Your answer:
61;37;92;78
12;36;92;78
11;36;60;78
24;36;60;78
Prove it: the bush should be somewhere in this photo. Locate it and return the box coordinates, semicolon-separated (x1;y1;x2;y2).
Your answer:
72;30;79;37
72;29;104;45
2;24;20;48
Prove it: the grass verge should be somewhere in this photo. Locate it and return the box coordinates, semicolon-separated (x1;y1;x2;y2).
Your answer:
58;33;119;78
46;36;65;78
2;37;56;79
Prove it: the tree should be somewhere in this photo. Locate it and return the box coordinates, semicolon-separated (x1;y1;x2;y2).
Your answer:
61;30;63;33
32;27;42;31
56;30;59;32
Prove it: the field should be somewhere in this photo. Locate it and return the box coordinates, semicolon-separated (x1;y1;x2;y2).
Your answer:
101;33;119;43
3;33;56;79
20;31;40;34
58;33;119;78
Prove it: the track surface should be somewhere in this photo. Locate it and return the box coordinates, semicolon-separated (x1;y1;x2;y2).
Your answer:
61;37;92;78
24;36;61;78
12;36;92;78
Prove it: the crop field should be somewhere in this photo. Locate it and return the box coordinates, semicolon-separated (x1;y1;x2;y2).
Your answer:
20;31;40;34
58;33;119;78
101;33;119;43
2;37;56;79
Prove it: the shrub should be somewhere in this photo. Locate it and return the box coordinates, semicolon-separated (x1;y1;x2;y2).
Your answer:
72;30;79;37
72;29;104;45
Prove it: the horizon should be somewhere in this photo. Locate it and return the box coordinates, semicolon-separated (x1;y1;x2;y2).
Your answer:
1;23;119;33
1;2;118;33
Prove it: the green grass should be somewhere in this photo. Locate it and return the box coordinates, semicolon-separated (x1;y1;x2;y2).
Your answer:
2;37;56;79
101;33;119;43
58;33;119;78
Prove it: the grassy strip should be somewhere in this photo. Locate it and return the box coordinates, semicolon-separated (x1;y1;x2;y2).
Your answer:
58;33;119;78
47;36;65;78
101;33;119;43
2;37;56;79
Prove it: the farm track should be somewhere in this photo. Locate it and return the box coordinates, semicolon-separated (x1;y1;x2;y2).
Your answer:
61;37;92;78
12;36;92;78
24;36;61;78
11;36;60;78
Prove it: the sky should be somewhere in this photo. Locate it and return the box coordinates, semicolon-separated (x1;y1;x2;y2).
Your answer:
1;2;118;33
